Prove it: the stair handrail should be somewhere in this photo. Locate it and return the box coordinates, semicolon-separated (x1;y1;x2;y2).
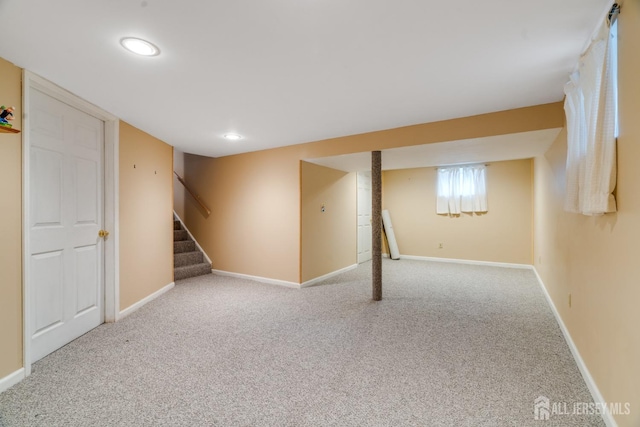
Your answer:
174;171;211;216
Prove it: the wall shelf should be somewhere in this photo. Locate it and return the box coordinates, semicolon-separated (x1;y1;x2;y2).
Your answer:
0;126;20;134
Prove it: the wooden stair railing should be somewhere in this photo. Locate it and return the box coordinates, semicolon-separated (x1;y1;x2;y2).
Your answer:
174;171;211;216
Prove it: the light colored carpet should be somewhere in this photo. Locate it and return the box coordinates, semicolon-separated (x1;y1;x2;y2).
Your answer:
0;259;605;426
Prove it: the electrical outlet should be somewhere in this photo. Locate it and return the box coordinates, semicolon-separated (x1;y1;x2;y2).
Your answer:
438;243;443;249
569;293;572;308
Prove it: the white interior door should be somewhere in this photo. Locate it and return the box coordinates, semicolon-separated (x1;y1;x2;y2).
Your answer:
357;171;372;263
29;88;105;362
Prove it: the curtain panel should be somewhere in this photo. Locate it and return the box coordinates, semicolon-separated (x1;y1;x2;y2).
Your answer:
436;165;487;215
563;13;618;215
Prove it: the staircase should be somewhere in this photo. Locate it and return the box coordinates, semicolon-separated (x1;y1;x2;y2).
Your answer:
173;217;212;280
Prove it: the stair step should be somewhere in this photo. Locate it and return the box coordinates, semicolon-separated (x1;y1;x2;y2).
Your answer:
174;251;204;268
174;263;211;281
174;240;196;253
173;215;211;281
174;230;189;241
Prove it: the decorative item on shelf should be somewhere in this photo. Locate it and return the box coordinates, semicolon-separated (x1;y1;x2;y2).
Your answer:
0;105;20;133
0;105;15;127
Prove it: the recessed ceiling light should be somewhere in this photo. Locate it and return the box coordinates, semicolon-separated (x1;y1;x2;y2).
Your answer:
120;37;160;56
223;133;243;141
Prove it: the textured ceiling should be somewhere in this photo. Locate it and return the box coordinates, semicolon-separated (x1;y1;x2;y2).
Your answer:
0;0;610;158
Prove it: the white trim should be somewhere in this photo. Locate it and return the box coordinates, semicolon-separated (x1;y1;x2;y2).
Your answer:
397;254;532;270
104;119;120;323
22;71;32;377
0;368;25;393
173;211;212;265
531;268;615;427
211;270;301;289
22;71;119;377
211;264;359;289
301;264;358;288
118;282;175;320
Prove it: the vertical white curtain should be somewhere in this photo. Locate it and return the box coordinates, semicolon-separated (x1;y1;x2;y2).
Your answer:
436;165;487;215
564;14;618;215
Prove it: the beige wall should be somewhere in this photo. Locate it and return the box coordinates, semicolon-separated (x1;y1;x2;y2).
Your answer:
533;4;640;426
173;149;186;220
383;159;532;264
181;103;561;284
183;148;301;282
0;58;23;379
301;162;356;283
119;122;174;310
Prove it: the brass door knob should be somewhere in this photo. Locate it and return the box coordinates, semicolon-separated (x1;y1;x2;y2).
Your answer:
98;229;110;238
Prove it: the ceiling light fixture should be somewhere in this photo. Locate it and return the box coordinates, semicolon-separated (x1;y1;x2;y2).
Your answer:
120;37;160;56
223;133;243;141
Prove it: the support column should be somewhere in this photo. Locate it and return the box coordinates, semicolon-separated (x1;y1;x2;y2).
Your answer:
372;151;382;301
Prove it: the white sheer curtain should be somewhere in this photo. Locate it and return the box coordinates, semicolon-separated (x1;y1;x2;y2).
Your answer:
436;165;487;215
564;12;618;215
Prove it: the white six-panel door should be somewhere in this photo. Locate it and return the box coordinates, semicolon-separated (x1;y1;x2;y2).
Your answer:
29;88;105;362
357;171;372;264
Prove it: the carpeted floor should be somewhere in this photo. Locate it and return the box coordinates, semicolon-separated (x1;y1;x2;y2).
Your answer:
0;259;605;426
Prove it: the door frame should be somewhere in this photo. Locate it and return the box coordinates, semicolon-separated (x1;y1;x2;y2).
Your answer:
22;71;120;376
357;171;372;264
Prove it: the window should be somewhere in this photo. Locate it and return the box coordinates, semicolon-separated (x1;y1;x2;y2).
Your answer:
436;165;488;215
563;7;618;215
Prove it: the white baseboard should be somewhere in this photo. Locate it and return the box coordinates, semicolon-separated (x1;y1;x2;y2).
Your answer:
118;282;175;320
301;264;358;288
398;254;532;270
0;368;25;393
211;270;300;289
531;267;616;427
